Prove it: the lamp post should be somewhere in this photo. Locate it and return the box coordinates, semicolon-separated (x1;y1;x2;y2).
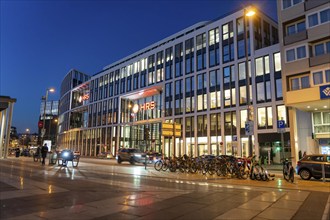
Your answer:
41;88;55;145
25;128;30;147
244;7;255;157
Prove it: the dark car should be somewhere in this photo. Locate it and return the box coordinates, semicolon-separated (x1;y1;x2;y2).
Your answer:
296;154;330;180
116;148;147;165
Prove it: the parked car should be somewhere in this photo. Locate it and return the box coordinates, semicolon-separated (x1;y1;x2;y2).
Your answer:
116;148;147;165
296;154;330;180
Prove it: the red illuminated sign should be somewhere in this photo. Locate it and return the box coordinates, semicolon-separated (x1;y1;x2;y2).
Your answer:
140;101;156;111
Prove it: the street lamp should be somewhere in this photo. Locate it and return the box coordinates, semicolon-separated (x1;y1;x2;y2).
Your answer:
41;88;55;145
244;7;255;156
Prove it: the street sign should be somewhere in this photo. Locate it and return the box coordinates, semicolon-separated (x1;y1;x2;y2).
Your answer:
277;120;285;133
245;121;254;135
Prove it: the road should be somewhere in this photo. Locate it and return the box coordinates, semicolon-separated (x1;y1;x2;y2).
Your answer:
0;156;329;220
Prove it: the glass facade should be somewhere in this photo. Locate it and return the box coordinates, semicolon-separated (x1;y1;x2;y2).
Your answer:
58;8;287;159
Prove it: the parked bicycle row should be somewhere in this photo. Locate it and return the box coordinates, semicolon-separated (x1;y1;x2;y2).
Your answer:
154;154;275;181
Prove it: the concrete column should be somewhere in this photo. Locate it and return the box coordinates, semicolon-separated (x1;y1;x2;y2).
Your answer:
4;102;14;158
0;109;8;158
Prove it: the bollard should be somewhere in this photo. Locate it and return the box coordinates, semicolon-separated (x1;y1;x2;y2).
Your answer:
322;164;325;182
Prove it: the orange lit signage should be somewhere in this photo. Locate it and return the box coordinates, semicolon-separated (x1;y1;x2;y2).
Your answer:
79;94;90;103
82;94;89;101
140;101;156;111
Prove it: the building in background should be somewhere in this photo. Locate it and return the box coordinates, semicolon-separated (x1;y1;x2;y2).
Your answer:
58;6;290;163
38;100;59;147
277;0;330;165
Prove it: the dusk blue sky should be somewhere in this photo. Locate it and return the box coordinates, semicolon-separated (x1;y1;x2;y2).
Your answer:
1;0;277;133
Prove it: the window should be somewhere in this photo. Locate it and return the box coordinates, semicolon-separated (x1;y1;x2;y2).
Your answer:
240;110;247;128
196;33;206;71
175;80;183;115
197;115;207;136
308;13;318;27
286;20;305;36
313;69;330;85
256;82;265;102
185;76;195;113
208;28;219;67
185;38;194;74
275;78;283;99
255;55;270;76
285;45;307;62
313;112;330;134
277;105;288;125
290;75;310;90
286;49;295;62
313;71;323;85
320;8;330;23
224;111;237;135
313;40;330;57
197;73;207;111
282;0;303;9
165;47;173;80
175;43;183;77
257;107;273;129
296;46;306;59
308;8;330;28
274;52;281;72
222;22;234;63
238;61;251;80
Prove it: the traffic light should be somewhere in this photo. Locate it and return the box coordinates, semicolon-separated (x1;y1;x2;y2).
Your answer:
144;128;150;140
38;121;43;128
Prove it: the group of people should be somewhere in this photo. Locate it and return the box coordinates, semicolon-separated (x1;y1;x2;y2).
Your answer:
36;144;49;165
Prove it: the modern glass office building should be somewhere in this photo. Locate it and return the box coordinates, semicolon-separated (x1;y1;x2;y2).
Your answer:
58;6;290;163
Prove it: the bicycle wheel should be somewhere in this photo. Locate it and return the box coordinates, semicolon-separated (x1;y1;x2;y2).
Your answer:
289;168;294;183
239;166;249;179
283;167;290;181
154;160;163;171
190;162;197;173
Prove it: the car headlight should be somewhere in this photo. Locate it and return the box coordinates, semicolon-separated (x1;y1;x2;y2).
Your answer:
134;154;142;157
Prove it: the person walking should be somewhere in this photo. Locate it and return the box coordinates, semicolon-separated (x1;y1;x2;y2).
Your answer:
41;144;48;165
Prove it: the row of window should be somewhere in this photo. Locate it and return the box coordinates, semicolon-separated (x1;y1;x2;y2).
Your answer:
89;18;278;97
286;40;330;62
284;7;330;38
90;53;281;104
290;68;330;90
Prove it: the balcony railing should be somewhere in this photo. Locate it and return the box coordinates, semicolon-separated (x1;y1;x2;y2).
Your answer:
305;0;329;11
284;30;307;45
309;53;330;67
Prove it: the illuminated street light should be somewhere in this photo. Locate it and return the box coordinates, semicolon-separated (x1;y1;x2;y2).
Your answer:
244;6;255;156
41;88;55;145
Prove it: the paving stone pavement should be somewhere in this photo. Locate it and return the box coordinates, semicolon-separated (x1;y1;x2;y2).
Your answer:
0;157;329;220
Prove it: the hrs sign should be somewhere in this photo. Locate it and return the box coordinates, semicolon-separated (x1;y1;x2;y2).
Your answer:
132;101;156;114
140;101;156;111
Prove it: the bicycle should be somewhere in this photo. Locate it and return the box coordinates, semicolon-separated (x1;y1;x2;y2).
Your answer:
282;157;294;183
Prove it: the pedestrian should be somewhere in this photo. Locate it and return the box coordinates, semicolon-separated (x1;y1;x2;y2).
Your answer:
41;144;48;165
298;150;302;160
303;151;307;158
15;147;20;157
